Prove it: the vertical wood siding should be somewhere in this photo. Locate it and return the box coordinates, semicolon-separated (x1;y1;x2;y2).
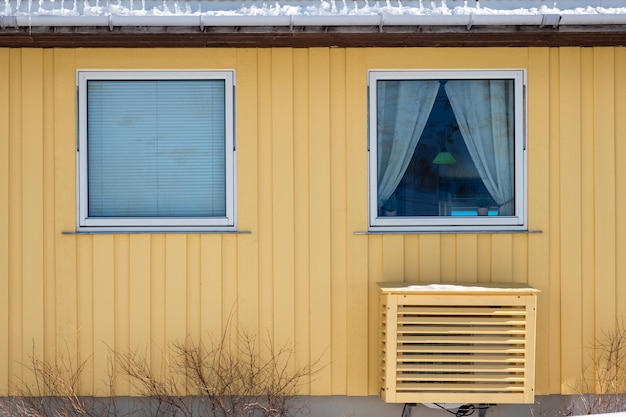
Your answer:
1;46;626;397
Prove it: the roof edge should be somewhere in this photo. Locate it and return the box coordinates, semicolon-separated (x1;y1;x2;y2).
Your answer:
4;27;626;48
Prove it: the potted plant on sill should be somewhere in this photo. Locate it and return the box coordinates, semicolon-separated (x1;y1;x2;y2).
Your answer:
476;197;490;216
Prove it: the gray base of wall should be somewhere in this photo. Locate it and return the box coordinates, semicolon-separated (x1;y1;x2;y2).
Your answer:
305;395;567;417
0;395;571;417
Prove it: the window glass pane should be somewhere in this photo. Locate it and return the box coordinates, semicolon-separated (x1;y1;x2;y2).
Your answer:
87;79;226;218
376;78;515;219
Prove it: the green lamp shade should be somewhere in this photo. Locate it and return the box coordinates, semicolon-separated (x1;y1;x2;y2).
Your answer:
432;150;457;164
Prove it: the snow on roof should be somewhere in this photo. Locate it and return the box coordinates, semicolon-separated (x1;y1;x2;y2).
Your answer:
3;0;626;30
2;0;626;19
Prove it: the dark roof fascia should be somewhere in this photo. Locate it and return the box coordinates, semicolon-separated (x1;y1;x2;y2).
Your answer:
2;25;626;48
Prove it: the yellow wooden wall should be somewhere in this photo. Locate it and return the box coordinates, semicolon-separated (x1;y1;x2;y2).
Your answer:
1;46;626;397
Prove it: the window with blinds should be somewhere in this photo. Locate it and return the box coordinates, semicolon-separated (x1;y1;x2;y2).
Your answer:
77;71;236;232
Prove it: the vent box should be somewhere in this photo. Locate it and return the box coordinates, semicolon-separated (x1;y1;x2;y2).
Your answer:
379;283;539;404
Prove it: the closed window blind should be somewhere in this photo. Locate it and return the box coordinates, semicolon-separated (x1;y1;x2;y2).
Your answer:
86;79;226;219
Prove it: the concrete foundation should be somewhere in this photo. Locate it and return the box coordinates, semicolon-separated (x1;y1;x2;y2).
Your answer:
0;394;572;417
305;395;567;417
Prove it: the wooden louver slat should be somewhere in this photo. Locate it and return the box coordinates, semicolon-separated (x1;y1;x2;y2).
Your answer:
379;286;538;404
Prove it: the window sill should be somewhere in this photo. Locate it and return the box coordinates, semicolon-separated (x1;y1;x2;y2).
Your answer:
355;229;542;235
64;230;250;235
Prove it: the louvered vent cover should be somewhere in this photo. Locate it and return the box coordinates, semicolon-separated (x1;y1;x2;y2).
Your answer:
379;284;538;405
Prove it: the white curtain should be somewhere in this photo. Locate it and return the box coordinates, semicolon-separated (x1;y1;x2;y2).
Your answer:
377;80;439;209
444;80;515;215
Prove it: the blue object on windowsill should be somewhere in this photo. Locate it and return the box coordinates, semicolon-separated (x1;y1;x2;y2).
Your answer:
451;210;498;216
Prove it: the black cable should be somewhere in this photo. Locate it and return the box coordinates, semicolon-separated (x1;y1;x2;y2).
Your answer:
433;403;456;414
401;403;415;417
431;403;460;415
429;403;492;417
455;404;476;417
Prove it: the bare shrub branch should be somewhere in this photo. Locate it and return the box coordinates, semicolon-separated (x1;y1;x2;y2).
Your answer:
1;324;322;417
117;327;322;417
564;320;626;415
0;344;122;417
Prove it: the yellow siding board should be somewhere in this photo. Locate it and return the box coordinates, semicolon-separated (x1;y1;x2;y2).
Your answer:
366;235;385;282
491;234;513;281
186;235;201;341
292;48;312;394
92;235;115;395
271;48;295;351
345;48;369;395
114;236;130;394
456;234;478;283
366;236;385;395
127;236;151;383
165;235;187;344
593;48;617;335
440;235;455;281
257;48;274;342
418;235;441;281
129;235;151;362
559;47;584;394
53;49;79;373
236;49;261;334
367;234;384;393
477;235;492;282
546;47;563;394
21;49;45;366
52;48;76;232
199;235;222;341
51;49;77;389
149;235;166;375
8;48;23;384
199;48;238;69
515;250;535;283
369;236;383;283
42;49;56;366
76;236;94;394
330;47;348;394
0;48;9;393
404;235;419;281
308;48;333;395
527;47;552;394
579;48;596;387
383;235;404;282
512;235;528;284
221;235;238;336
615;48;626;324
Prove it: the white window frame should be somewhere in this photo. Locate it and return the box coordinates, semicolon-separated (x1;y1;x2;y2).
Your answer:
368;69;527;232
76;70;236;232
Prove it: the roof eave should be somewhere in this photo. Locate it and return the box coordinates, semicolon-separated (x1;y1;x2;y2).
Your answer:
3;15;626;48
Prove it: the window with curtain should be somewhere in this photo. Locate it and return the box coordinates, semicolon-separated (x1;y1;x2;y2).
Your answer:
368;70;526;232
77;70;236;232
